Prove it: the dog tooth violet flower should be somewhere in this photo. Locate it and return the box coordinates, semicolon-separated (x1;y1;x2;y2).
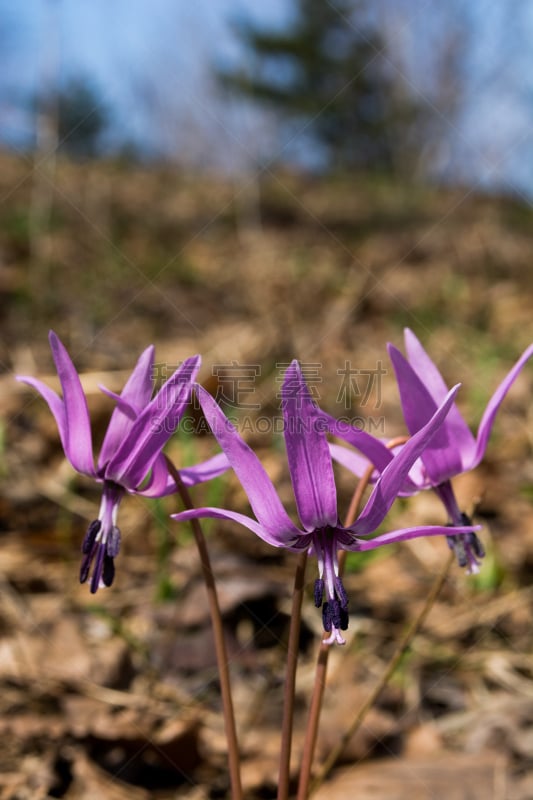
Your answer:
17;331;228;592
171;361;478;645
328;330;533;574
387;330;533;572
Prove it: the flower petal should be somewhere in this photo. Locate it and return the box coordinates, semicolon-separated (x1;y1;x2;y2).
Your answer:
282;361;337;530
16;375;68;451
17;335;95;477
180;452;231;486
98;386;138;419
403;329;477;464
98;345;155;471
329;442;376;479
107;355;200;488
171;507;306;550
403;329;453;402
136;453;172;496
351;384;461;536
388;344;465;483
341;523;481;551
473;342;533;468
196;385;303;545
321;410;395;473
139;452;231;497
329;442;420;497
46;332;95;476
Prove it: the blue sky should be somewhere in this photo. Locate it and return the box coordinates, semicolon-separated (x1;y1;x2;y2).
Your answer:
0;0;289;157
1;0;533;198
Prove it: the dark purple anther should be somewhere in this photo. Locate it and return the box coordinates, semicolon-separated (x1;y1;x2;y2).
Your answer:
82;520;100;554
330;599;342;630
106;526;121;558
471;532;485;559
446;511;485;571
339;606;349;631
102;554;115;587
314;578;324;608
79;553;92;584
458;513;485;559
334;576;348;610
89;541;106;594
447;535;468;568
330;599;348;631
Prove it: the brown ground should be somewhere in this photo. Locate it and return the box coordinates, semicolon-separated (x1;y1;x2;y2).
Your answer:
1;151;533;798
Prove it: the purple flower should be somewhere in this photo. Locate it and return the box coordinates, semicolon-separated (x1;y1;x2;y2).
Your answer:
17;331;228;592
171;361;477;645
328;330;533;573
388;330;533;571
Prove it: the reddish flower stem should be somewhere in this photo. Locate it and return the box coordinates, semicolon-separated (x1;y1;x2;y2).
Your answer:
277;550;308;800
309;549;454;794
167;458;243;800
297;436;409;800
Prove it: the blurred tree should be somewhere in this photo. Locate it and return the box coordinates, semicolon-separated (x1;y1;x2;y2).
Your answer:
218;0;420;172
33;78;108;159
54;78;108;158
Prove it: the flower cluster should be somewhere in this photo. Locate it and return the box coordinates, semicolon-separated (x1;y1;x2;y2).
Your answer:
18;331;532;643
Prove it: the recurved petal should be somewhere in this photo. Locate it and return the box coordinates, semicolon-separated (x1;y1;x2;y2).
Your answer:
172;507;306;550
107;355;200;488
138;452;231;498
406;457;431;490
118;344;155;409
403;330;477;464
151;354;200;413
16;375;68;454
98;386;138;417
136;453;174;497
48;331;95;476
351;385;461;536
282;361;337;530
473;342;533;468
340;523;481;551
329;442;376;479
329;443;420;497
98;345;155;470
180;452;231;486
197;385;303;544
321;411;395;473
388;344;467;482
404;329;451;403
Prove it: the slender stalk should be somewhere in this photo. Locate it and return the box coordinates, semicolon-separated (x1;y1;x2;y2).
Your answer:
310;549;455;794
278;551;308;800
296;480;366;800
297;436;409;800
166;458;243;800
296;639;331;800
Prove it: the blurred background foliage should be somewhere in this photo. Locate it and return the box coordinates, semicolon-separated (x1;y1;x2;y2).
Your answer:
216;0;420;173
